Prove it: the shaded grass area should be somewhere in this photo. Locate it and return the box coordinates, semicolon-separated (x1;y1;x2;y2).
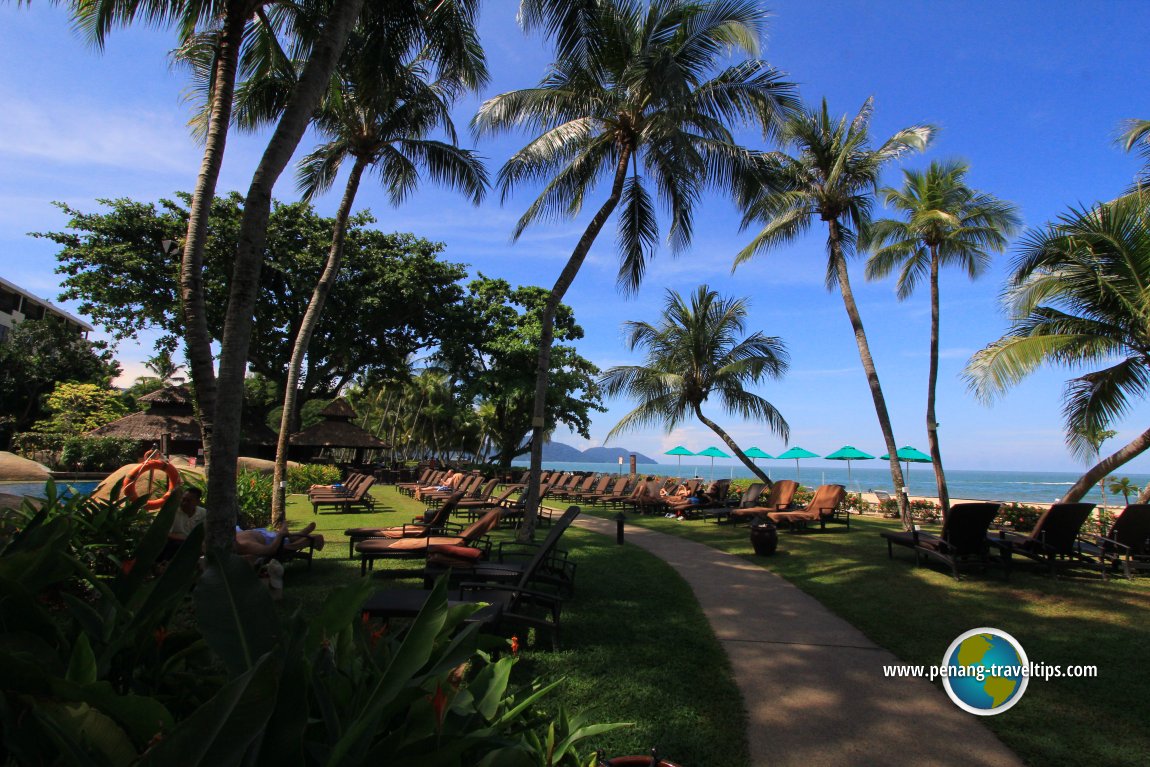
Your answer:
581;506;1150;767
277;487;749;765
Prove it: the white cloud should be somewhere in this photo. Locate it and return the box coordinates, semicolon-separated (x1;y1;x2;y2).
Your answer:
0;96;199;174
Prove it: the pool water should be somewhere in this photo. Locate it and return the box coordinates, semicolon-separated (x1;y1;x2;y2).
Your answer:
0;480;100;499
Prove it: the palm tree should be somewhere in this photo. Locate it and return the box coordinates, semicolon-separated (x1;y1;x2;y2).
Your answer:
1120;118;1150;192
1109;476;1140;505
474;0;798;536
601;286;789;482
965;194;1150;504
268;49;487;525
734;99;932;527
863;160;1020;515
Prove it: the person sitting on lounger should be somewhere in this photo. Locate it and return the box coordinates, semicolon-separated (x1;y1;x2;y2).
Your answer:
665;481;721;517
415;470;465;500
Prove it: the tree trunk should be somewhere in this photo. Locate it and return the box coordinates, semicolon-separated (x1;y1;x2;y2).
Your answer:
204;0;365;554
271;159;366;526
521;145;633;541
692;403;771;484
827;219;910;528
180;3;250;469
1065;426;1150;502
926;248;951;517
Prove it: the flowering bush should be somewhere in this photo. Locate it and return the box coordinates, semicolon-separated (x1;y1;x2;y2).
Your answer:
995;503;1044;532
235;469;273;528
287;463;342;494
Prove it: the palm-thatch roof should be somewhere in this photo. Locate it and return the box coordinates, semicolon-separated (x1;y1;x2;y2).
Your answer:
88;384;276;446
290;398;387;449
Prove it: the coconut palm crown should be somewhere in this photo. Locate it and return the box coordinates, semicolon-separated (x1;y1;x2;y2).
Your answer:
966;194;1150;502
863;160;1020;513
600;285;789;483
474;0;799;534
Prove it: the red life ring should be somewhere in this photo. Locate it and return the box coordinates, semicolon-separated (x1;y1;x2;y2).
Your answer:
122;459;182;510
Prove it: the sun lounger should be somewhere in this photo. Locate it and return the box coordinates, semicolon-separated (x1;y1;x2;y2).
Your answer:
343;492;462;558
767;484;848;530
994;502;1097;577
1067;503;1150;579
725;480;798;524
880;502;1004;579
310;475;376;514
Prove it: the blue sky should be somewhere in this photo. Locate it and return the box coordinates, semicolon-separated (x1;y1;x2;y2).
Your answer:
2;1;1148;474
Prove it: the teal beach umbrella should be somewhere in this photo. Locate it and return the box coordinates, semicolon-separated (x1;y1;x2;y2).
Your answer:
695;445;730;481
664;445;695;470
824;445;874;481
881;445;932;485
743;446;773;464
775;446;820;483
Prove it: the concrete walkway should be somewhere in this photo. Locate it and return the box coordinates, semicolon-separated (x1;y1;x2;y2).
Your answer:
573;515;1023;767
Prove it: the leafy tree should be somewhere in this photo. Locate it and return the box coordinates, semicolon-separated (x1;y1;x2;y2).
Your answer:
474;0;797;535
965;194;1150;504
599;285;787;483
864;160;1020;515
1120;118;1150;192
34;382;128;436
734;99;932;527
44;193;467;402
0;318;120;447
439;276;602;469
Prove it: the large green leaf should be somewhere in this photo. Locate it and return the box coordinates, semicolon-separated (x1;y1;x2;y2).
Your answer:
194;552;280;675
137;651;282;767
48;679;174;748
66;632;97;685
35;699;137;767
117;491;181;606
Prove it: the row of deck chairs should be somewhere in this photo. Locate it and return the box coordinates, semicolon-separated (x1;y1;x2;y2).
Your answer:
881;501;1150;580
308;472;376;514
358;506;583;647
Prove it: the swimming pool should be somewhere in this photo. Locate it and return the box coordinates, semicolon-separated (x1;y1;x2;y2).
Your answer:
0;480;100;499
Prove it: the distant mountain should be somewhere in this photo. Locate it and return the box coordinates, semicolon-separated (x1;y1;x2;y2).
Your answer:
533;441;658;465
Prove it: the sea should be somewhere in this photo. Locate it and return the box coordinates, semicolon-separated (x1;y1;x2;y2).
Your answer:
532;461;1150;507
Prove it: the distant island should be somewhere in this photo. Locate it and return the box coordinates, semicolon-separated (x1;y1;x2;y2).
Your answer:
520;441;659;465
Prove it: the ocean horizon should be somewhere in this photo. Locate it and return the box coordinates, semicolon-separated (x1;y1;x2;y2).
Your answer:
529;461;1150;507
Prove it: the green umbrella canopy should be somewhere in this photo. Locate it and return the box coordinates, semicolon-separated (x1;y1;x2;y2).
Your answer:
825;445;874;481
695;446;730;481
743;447;774;459
776;446;819;482
881;446;931;462
665;445;695;469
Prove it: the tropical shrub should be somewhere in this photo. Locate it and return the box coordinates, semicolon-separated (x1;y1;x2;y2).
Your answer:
60;435;140;471
235;469;274;529
996;503;1044;532
0;487;621;765
286;463;342;494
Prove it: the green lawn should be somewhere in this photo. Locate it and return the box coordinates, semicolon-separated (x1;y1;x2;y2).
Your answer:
278;487;749;765
278;486;1150;767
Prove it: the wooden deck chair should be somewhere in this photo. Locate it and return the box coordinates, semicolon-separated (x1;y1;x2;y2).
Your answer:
1077;504;1150;578
880;502;1004;579
996;502;1097;577
767;484;848;531
310;475;376;514
727;480;799;524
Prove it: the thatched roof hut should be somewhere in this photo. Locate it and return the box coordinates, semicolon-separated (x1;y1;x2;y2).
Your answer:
88;385;276;457
289;398;387;463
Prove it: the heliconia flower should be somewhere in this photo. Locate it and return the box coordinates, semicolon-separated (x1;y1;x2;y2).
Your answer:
361;611;371;627
428;683;448;727
153;626;169;648
121;559;137;575
509;635;520;655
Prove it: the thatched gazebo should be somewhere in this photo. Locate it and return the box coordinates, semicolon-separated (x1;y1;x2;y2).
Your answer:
87;385;276;458
289;398;387;464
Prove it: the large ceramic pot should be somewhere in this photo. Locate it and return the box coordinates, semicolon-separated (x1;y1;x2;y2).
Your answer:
749;521;779;556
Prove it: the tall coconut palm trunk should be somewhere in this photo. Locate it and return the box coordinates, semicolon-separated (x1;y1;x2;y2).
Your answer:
205;0;366;554
692;404;771;484
926;248;952;516
523;147;632;540
1063;426;1150;503
829;221;909;526
271;158;367;526
180;4;251;467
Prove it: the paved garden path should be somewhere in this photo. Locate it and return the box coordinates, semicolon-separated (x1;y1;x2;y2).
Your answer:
572;515;1023;767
